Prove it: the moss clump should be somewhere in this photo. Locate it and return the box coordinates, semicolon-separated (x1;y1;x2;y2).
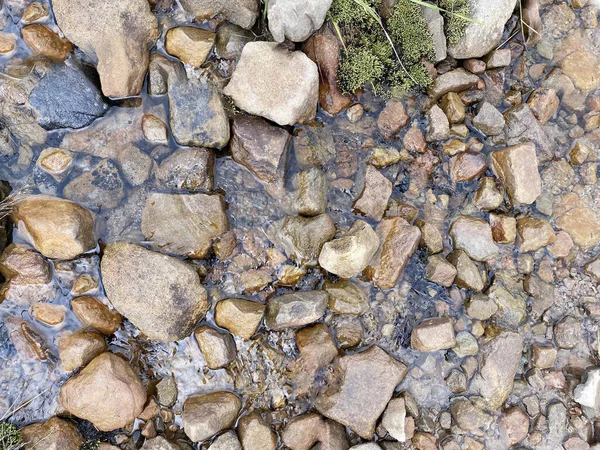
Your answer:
338;46;386;95
388;0;436;63
80;441;100;450
439;0;470;45
0;421;23;450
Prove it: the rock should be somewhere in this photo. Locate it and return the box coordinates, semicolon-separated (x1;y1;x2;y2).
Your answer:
165;26;215;68
447;0;518;58
101;242;209;342
58;329;107;372
487;274;526;328
281;413;348;450
182;392;242;442
22;24;72;62
421;2;446;62
449;152;487;182
179;0;259;29
527;88;559;124
12;195;95;260
265;290;328;330
268;214;336;266
485;49;511;68
586;256;600;282
472;102;505;136
450;399;491;433
426;105;450;142
323;279;369;315
377;100;409;139
63;159;125;210
499;407;529;446
5;316;48;361
369;147;401;168
446;369;468;393
224;42;318;126
37;147;72;180
142;115;168;142
0;182;10;253
365;217;421;289
517;217;556;252
425;255;457;287
141;193;228;259
473;177;503;210
155;148;214;192
353;165;392;221
574;367;600;415
554;315;581;349
20;417;83;450
230;115;292;193
0;32;16;53
447;250;484;292
296;168;327;216
382;398;408;442
416;220;444;254
22;3;50;23
563;436;591;450
293;123;336;167
319;220;379;279
504;105;555;163
52;0;159;97
31;302;66;326
292;323;339;393
141;436;180;450
427;68;480;101
411;317;456;352
472;331;523;409
441;93;465;124
268;0;332;42
555;197;600;250
449;217;499;262
466;294;497;320
453;331;479;357
531;344;557;369
238;412;277;450
216;24;253;60
71;296;122;335
194;325;236;369
570;141;591;165
547;402;568;440
215;298;264;339
209;431;242;450
560;50;600;94
489;213;517;244
315;346;407;439
60;352;147;431
116;145;153;187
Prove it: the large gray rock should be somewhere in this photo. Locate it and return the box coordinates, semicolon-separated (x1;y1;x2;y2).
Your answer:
100;242;209;342
180;0;259;29
268;0;333;42
421;3;446;62
224;42;318;126
447;0;518;59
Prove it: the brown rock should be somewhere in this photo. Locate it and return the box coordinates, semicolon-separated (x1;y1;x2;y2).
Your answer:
194;325;237;369
556;202;600;249
215;298;264;339
517;217;556;252
449;152;487;182
22;2;49;23
450;399;491;432
30;302;66;326
425;255;457;287
141;437;180;450
22;24;72;62
165;26;215;68
353;165;392;221
5;316;48;361
490;143;541;205
449;217;499;262
21;417;83;450
282;413;348;450
560;50;600;94
411;317;456;352
527;88;559;124
416;220;444;254
403;126;427;153
464;59;486;74
71;274;98;296
441;92;466;124
71;296;122;335
37;147;72;180
323;279;369;315
531;344;557;369
570;141;591;165
427;68;480;101
238;412;277;450
447;250;484;292
292;323;338;393
377;100;409;139
265;290;328;330
182;392;242;442
155;147;214;192
554;315;581;349
499;407;529;446
0;32;17;53
296;168;326;216
473;177;504;210
58;329;107;372
489;213;517;244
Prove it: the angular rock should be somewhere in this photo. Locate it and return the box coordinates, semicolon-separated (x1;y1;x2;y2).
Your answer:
382;397;407;442
58;329;107;372
60;352;147;431
281;413;348;450
447;250;484;292
71;296;122;335
485;49;511;69
180;0;259;29
63;159;125;210
411;317;456;352
182;392;242;442
517;217;556;252
265;290;328;330
421;2;446;62
268;0;333;42
425;255;457;287
292;323;339;393
441;92;465;124
323;279;369;315
449;217;499;262
426;104;450;142
141;193;229;259
37;147;73;180
142;114;168;143
377;100;409;139
427;68;480;101
101;242;209;342
224;42;318;126
165;26;215;69
22;24;72;62
531;344;557;369
155;148;214;192
21;417;84;450
504;105;555;163
296;168;327;216
499;407;529;446
473;177;503;210
215;298;264;340
472;102;505;136
353;165;392;221
554;315;581;349
556;199;600;249
5;316;48;361
194;325;236;369
449;152;487;182
487;274;526;328
238;412;277;450
574;367;600;416
527;88;559;124
466;294;498;320
489;213;517;244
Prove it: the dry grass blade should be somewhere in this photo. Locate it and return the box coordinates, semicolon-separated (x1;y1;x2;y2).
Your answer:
409;0;481;24
331;20;347;51
0;188;32;221
521;0;541;46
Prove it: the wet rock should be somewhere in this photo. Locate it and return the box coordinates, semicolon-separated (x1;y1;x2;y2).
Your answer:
58;329;107;372
22;2;50;23
574;367;600;416
449;217;499;262
101;242;209;342
323;279;369;315
209;431;242;450
294;124;336;167
472;331;523;409
52;0;159;97
531;344;557;369
527;88;559;124
224;42;318;126
71;296;122;335
296;168;326;216
485;49;511;69
180;0;258;29
517;217;556;252
31;302;66;326
165;26;215;69
37;147;72;180
238;412;277;450
472;102;505;136
155;148;214;192
292;323;338;393
487;274;526;328
230;115;291;194
141;436;180;450
449;152;487;182
21;416;83;450
425;255;457;287
473;177;503;210
426;105;450;142
268;0;332;42
5;316;48;361
441;93;465;124
268;214;336;266
381;397;408;442
365;217;420;289
427;68;480;101
60;352;146;431
447;250;484;292
12;195;95;260
377;100;409;139
282;413;348;450
586;256;600;282
560;50;600;94
63;159;125;210
554;315;581;349
489;213;516;244
216;24;253;60
369;147;401;168
504;105;555;163
315;346;407;439
547;402;568;440
416;220;444;254
141;193;228;259
0;32;16;53
466;294;497;320
215;298;264;339
570;141;591;166
447;0;518;58
411;317;456;352
450;399;491;433
22;24;72;62
142;115;168;143
182;392;242;442
541;159;575;192
319;220;379;279
194;325;236;369
265;290;328;330
555;194;600;249
499;407;529;446
353;165;392;221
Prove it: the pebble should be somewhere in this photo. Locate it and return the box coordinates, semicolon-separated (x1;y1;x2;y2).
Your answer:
449;216;499;262
71;296;122;335
490;143;542;205
214;298;264;340
411;317;456;352
426;105;450;142
22;24;72;61
182;392;242;442
165;26;215;68
194;325;237;369
265;290;328;330
472;102;505;136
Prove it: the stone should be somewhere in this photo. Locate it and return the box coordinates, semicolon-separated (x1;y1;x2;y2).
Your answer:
446;370;468;393
473;177;503;210
464;58;486;74
209;431;242;450
60;352;147;431
466;294;497;320
377;100;409;139
426;105;450;142
142;115;168;142
22;2;50;23
447;0;518;58
416;220;444;254
421;2;446;62
141;193;229;259
527;88;559;124
156;376;178;408
555;200;600;250
216;24;254;60
450;399;491;433
441;93;465;124
265;290;328;330
224;42;318;126
52;0;159;97
369;147;401;168
29;61;107;130
487;274;526;328
489;213;517;244
472;102;505;136
71;274;98;296
155;148;214;192
282;413;348;450
101;242;209;342
364;217;420;289
447;250;484;292
5;316;49;361
427;68;480;101
531;344;557;369
586;256;600;282
58;329;107;372
238;412;277;450
215;298;264;339
165;26;215;68
404;126;427;153
268;0;332;42
0;32;16;53
449;152;487;182
315;346;407;439
517;217;556;252
560;50;600;94
31;302;66;326
570;141;591;165
293;124;335;167
22;24;72;62
425;255;457;287
382;398;407;442
116;145;153;186
63;159;125;210
319;220;379;279
453;331;479;357
20;417;83;450
71;296;122;335
472;331;523;409
485;49;511;68
353;165;392;221
574;367;600;415
563;436;591;450
182;392;242;442
504;105;555;163
411;317;456;352
194;325;236;369
11;195;95;260
292;324;339;393
323;279;369;315
296;168;326;216
547;231;574;258
449;217;499;262
141;437;180;450
37;148;72;180
180;0;259;29
499;407;529;446
554;316;581;349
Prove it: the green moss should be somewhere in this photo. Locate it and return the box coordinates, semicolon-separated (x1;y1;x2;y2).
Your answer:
338;46;386;95
439;0;470;45
388;0;436;64
80;440;100;450
328;0;381;30
0;421;23;450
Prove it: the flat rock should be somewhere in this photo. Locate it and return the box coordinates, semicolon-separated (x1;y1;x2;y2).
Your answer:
63;159;125;210
101;242;209;342
517;217;556;252
411;317;456;352
323;279;369;315
165;26;215;69
382;397;407;442
180;0;259;29
155;147;214;192
472;102;505;136
353;165;392;221
427;68;479;101
182;392;242;442
449;217;499;262
21;417;83;450
265;290;328;330
426;104;450;142
268;0;333;42
491;143;542;205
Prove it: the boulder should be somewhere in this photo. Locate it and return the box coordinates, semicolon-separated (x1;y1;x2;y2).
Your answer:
182;392;242;442
52;0;159;97
265;290;328;330
60;352;147;431
100;242;209;342
179;0;259;29
21;417;83;450
490;143;542;205
224;42;319;126
268;0;333;42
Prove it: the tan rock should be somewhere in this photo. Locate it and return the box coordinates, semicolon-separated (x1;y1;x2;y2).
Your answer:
531;344;557;369
22;24;72;62
238;412;277;450
441;92;465;124
165;26;215;68
282;413;348;450
491;143;541;205
411;317;456;352
323;279;369;315
37;147;72;180
142;114;168;142
71;274;98;296
30;302;66;326
489;213;517;244
425;255;457;287
5;316;49;361
266;290;327;330
0;32;17;53
194;325;236;369
292;323;338;394
560;50;600;94
21;417;83;450
449;152;487;182
449;216;499;262
556;205;600;249
416;220;444;254
71;296;122;335
448;250;484;292
527;88;559;124
353;165;392;221
58;329;107;372
214;298;264;339
517;217;556;252
180;0;259;29
296;168;326;216
377;100;409;139
182;392;242;442
570;141;591;165
22;2;49;23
